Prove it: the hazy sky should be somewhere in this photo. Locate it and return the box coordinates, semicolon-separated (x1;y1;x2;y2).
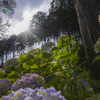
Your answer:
1;0;52;36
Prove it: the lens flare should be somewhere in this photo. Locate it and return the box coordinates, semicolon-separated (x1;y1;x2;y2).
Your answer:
26;28;40;42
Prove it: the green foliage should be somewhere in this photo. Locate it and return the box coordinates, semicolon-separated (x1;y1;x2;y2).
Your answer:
89;79;100;88
92;38;100;63
86;93;100;100
16;35;93;99
0;71;5;78
92;55;100;63
94;38;100;53
0;35;95;99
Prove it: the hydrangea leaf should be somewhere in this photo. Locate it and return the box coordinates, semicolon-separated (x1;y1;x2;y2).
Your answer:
54;71;66;78
0;71;5;78
42;52;51;59
46;76;61;87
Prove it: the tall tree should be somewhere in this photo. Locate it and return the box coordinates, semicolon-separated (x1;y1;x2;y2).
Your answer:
74;0;100;93
29;11;49;42
7;35;17;58
16;32;36;55
0;17;10;38
47;0;81;42
0;38;7;64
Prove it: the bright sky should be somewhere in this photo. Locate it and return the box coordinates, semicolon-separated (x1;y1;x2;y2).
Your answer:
8;8;39;35
2;0;52;36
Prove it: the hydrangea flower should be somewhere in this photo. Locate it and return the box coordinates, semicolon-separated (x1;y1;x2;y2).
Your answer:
4;58;20;71
1;87;66;100
58;35;69;43
27;49;39;57
0;79;12;97
11;73;45;91
41;42;55;52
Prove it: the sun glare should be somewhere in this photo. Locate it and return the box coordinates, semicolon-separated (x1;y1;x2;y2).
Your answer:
8;9;39;35
7;0;52;36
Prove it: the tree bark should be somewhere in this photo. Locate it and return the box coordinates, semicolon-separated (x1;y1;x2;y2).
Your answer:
74;0;100;93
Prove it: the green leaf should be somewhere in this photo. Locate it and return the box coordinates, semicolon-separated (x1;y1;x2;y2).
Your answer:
92;55;100;63
57;40;66;47
42;65;51;74
35;58;43;63
62;78;73;98
54;71;66;78
71;44;80;54
47;76;62;87
17;64;26;72
36;48;40;54
42;52;51;59
6;66;16;72
50;65;60;73
89;79;100;88
88;93;100;100
23;63;30;69
0;71;5;78
23;58;29;62
27;55;34;59
60;54;74;61
30;64;38;69
7;71;20;79
97;94;100;100
18;55;23;62
26;61;34;66
70;35;75;40
55;55;63;60
51;47;60;51
74;66;82;71
78;60;87;67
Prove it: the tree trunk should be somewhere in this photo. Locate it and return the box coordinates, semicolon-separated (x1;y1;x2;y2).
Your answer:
74;0;100;93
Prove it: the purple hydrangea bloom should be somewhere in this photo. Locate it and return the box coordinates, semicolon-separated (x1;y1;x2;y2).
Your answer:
11;73;45;91
4;58;20;71
84;83;88;86
0;79;12;97
1;87;66;100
